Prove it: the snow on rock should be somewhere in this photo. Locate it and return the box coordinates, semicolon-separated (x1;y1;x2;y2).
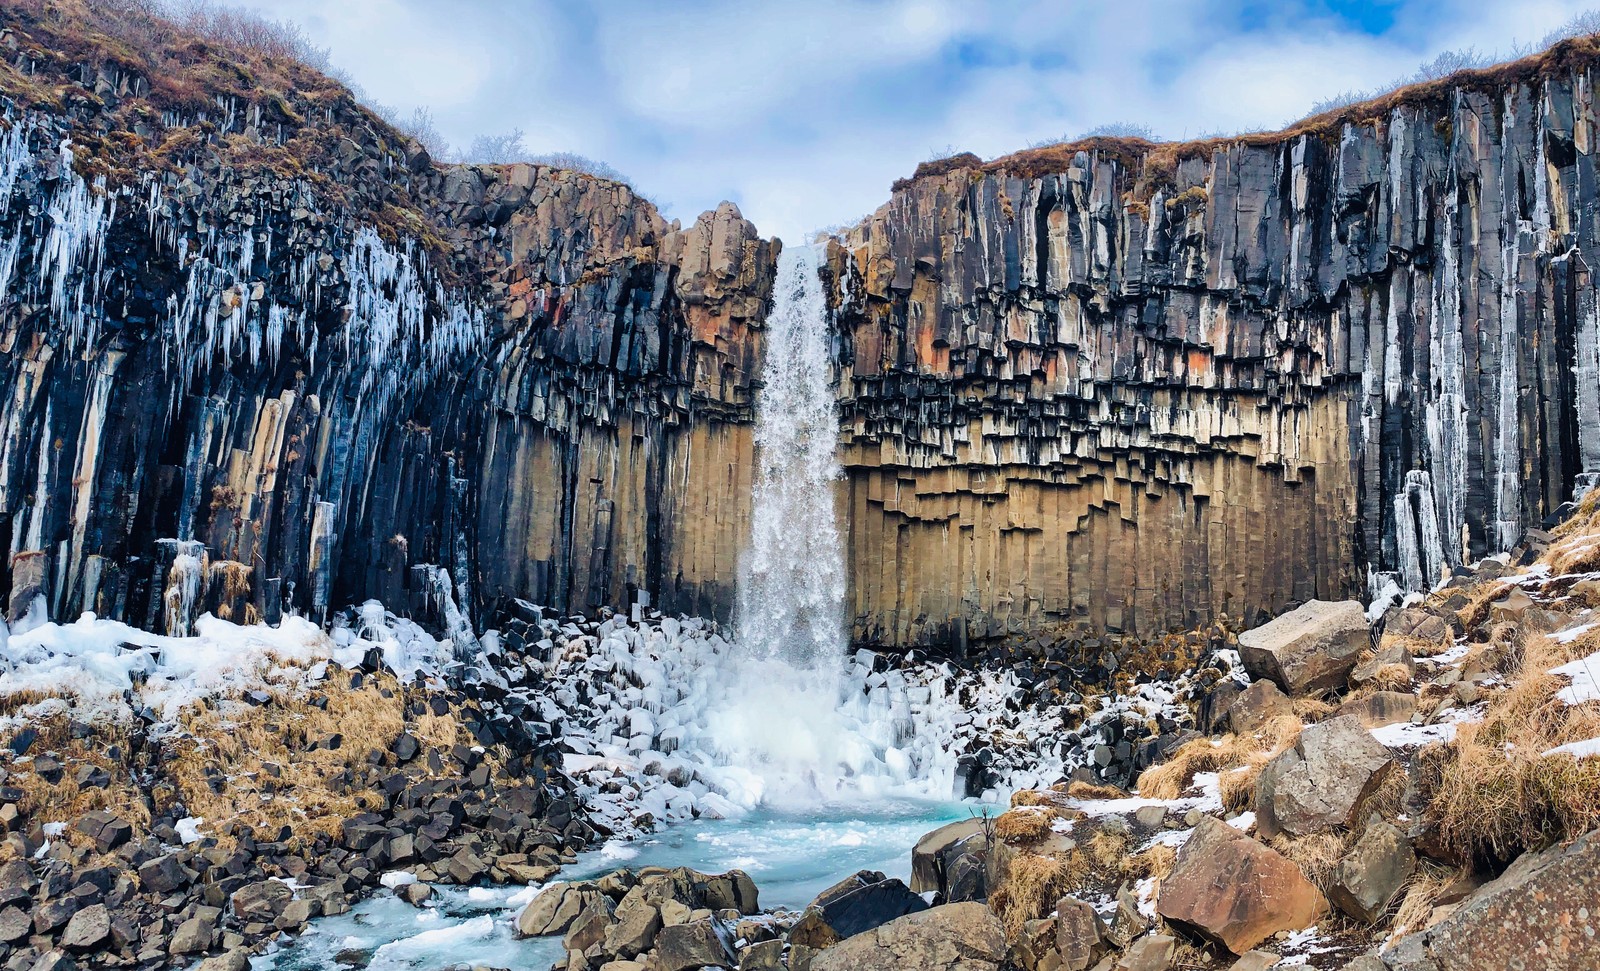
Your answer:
1551;648;1600;705
1543;736;1600;759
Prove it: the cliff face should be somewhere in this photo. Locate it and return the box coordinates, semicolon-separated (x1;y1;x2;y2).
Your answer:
828;52;1600;645
0;3;773;635
5;2;1599;650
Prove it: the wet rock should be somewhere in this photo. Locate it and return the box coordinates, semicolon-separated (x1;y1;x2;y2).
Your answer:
655;916;735;971
1237;600;1370;695
1256;715;1394;838
1156;816;1327;954
810;902;1007;971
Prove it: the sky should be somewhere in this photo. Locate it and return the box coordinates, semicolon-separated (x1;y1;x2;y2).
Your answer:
231;0;1600;242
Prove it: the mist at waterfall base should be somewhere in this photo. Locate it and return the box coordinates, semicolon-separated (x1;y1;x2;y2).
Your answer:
698;244;911;809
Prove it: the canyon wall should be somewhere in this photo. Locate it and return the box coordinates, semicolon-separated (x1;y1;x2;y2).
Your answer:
827;58;1600;645
0;4;773;635
4;2;1598;649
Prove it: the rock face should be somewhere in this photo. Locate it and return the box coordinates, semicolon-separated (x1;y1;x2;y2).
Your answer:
1236;600;1370;695
0;5;773;636
1377;826;1600;970
4;3;1600;649
1256;715;1395;838
1157;816;1328;954
1329;819;1416;923
827;46;1600;644
809;902;1008;971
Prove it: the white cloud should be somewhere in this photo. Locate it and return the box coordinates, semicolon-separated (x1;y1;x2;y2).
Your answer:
228;0;1600;241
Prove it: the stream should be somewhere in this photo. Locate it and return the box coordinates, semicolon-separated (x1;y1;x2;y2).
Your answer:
255;797;971;970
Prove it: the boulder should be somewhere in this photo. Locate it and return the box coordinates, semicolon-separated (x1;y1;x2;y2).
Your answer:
169;916;213;954
810;902;1007;971
1329;819;1415;923
703;869;760;915
810;874;928;939
1237;600;1369;695
1336;692;1418;729
1225;680;1295;734
1156;816;1327;954
1377;826;1600;970
1055;895;1109;970
603;900;661;958
516;882;611;937
71;812;131;853
1384;608;1451;647
1255;715;1394;838
739;939;784;971
911;818;986;894
60;903;109;951
1116;933;1175;970
1226;953;1281;971
655;917;735;971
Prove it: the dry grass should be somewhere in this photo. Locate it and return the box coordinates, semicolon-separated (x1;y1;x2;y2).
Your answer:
1137;714;1303;800
1219;761;1266;814
1010;789;1059;808
994;807;1059;844
1061;780;1130;800
1128;841;1176;882
989;851;1088;939
1548;488;1600;574
1370;664;1416;692
166;667;474;849
2;716;152;842
1087;828;1132;870
1426;623;1600;863
1269;831;1352;894
1292;696;1338;720
1384;632;1455;659
1388;861;1458;941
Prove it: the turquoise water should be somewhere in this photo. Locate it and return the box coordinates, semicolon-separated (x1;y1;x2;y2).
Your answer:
254;797;971;971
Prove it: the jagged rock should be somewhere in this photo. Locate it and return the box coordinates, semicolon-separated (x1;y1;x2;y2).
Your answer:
1376;826;1600;970
1237;601;1370;695
738;939;784;971
169;916;213;954
809;902;1007;971
654;917;735;971
602;900;660;959
71;812;130;853
1256;715;1394;838
804;873;928;940
515;883;609;937
1329;819;1415;924
911;818;986;894
1156;816;1327;954
1116;934;1176;970
1054;895;1109;970
1225;680;1295;734
230;881;292;923
0;906;29;943
1384;609;1451;647
59;903;109;950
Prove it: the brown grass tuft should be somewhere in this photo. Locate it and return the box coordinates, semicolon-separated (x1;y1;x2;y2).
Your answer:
1062;780;1130;800
994;807;1058;844
1136;715;1303;800
1010;789;1058;808
1426;625;1600;863
1269;831;1352;895
1388;861;1458;941
989;851;1087;940
1370;663;1416;692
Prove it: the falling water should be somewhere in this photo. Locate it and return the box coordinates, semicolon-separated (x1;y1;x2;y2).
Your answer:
739;244;846;668
700;244;859;803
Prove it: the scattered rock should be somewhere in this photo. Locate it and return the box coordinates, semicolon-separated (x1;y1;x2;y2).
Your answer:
1256;715;1394;838
1157;816;1327;954
655;916;736;971
1237;600;1370;695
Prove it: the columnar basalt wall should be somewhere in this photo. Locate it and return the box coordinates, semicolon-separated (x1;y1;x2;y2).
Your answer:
827;61;1600;645
0;5;774;634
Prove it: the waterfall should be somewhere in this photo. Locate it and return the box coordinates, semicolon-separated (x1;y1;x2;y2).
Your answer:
739;244;847;672
698;243;858;804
